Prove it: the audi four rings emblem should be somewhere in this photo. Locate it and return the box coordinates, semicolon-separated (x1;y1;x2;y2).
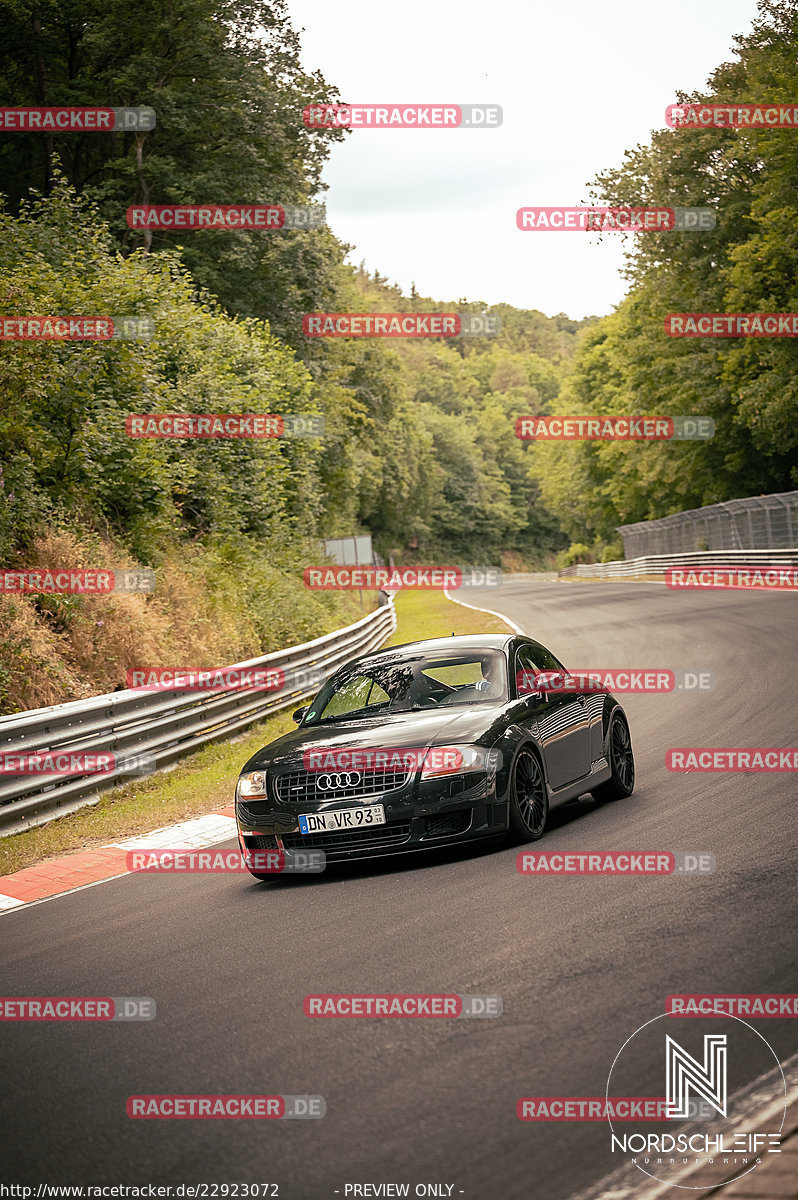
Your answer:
316;771;362;790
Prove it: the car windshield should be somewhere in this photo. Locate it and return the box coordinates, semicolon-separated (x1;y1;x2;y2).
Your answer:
303;650;509;724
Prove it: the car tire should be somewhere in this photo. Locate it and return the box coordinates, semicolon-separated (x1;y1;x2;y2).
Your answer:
592;710;635;802
508;746;549;842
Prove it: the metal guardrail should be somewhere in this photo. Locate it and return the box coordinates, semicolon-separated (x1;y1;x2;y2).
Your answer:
0;598;396;836
558;549;798;579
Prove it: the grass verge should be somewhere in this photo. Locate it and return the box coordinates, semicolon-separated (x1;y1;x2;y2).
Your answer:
0;588;512;877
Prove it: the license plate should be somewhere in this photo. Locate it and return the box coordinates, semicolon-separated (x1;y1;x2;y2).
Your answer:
298;804;386;834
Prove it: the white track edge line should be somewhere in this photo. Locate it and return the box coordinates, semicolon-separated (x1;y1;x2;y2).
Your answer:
443;588;526;634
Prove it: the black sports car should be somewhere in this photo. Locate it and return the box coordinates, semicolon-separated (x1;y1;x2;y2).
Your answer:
234;633;635;877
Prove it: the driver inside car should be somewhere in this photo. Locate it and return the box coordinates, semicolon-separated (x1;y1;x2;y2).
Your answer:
434;656;504;705
475;655;503;698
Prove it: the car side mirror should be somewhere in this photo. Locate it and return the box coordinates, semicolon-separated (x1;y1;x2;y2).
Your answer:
544;671;566;692
518;669;569;702
517;670;548;702
292;705;310;725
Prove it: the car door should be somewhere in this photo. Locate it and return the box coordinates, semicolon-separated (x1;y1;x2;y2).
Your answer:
514;643;592;790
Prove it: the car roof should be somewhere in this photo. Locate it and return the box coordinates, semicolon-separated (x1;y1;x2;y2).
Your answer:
356;633;516;664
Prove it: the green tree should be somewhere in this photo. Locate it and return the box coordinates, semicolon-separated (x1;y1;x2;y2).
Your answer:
0;0;347;352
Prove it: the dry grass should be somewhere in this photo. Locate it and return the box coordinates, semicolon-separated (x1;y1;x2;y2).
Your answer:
0;529;367;713
499;549;532;573
0;593;90;710
2;529;171;708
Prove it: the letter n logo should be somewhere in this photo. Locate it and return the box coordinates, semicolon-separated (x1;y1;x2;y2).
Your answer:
666;1034;727;1118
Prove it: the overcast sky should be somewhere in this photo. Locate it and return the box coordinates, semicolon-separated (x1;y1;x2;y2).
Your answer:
286;0;759;319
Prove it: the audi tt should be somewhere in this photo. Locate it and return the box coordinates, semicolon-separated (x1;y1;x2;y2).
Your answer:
234;634;635;877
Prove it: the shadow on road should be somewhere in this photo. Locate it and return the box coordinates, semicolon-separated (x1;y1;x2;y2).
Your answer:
243;788;619;893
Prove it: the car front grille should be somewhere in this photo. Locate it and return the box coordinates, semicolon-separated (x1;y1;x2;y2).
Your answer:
273;767;412;805
280;821;412;852
424;810;471;837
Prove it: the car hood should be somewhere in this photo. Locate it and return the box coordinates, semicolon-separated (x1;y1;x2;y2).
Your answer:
241;704;508;773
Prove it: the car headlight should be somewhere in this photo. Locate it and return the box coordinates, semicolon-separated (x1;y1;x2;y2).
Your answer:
420;745;496;779
237;770;268;799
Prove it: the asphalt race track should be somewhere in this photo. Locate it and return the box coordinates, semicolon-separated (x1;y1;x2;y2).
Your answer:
2;577;797;1199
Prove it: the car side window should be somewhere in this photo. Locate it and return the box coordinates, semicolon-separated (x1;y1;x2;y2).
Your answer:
528;641;567;674
515;642;569;697
515;646;540;697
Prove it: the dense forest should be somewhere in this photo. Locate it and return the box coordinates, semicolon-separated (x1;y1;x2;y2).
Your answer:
0;0;795;711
